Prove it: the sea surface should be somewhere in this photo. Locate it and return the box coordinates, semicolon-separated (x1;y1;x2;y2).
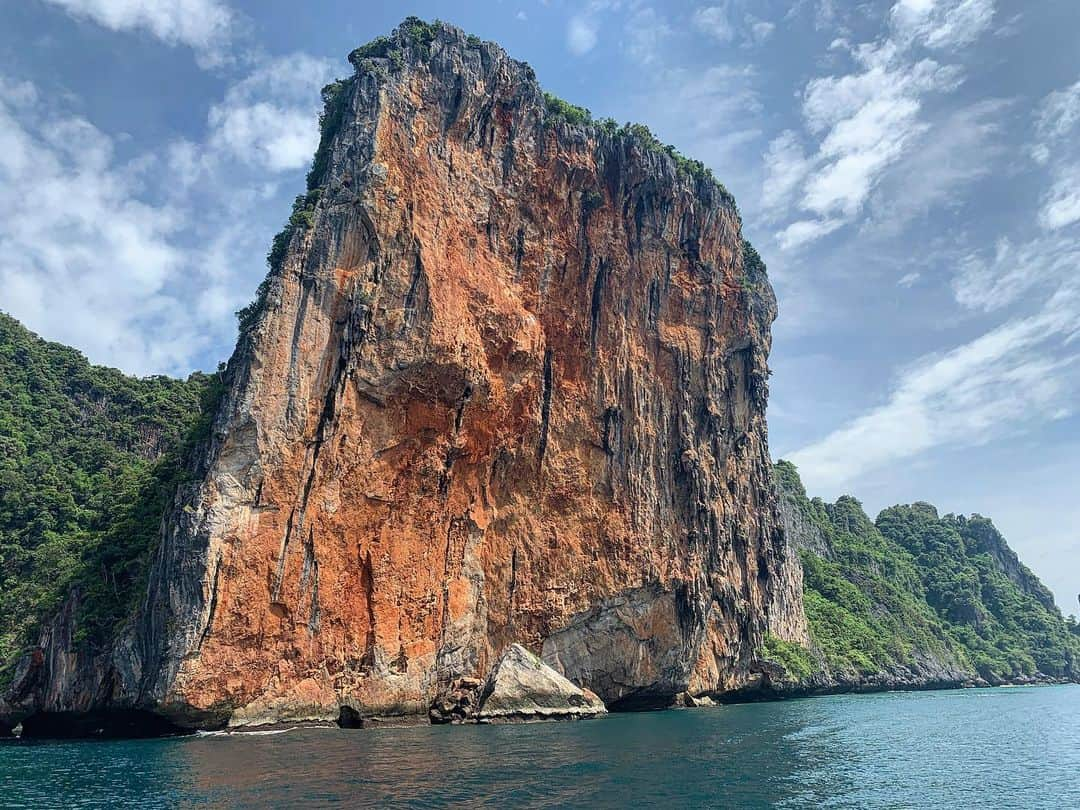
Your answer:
2;685;1078;808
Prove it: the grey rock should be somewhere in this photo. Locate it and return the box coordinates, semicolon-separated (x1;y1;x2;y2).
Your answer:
477;644;606;722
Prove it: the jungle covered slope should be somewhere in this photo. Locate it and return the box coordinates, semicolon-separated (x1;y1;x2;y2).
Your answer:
758;461;1080;694
0;313;217;684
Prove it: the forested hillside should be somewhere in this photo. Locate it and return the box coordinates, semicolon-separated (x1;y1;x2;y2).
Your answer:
767;461;1080;692
0;313;217;683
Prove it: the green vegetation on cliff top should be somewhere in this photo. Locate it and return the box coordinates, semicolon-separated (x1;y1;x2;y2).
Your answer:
772;460;1080;685
346;18;726;191
0;314;218;684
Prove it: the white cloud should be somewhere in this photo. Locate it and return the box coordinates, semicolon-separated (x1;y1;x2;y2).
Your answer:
0;52;334;375
802;94;925;218
953;234;1080;313
693;3;775;47
0;79;194;373
1031;78;1080;231
784;0;840;31
776;218;843;250
624;7;671;65
41;0;234;67
764;1;989;247
897;271;921;287
1035;79;1080;144
209;105;317;172
794;221;1080;490
749;20;775;43
567;13;600;54
790;285;1080;490
678;64;759;117
863;98;1006;233
892;0;996;49
208;53;335;172
693;4;735;42
760;131;813;217
626;62;760;176
1040;164;1080;231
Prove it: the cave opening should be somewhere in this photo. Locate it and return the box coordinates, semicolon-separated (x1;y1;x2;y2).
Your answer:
18;710;192;740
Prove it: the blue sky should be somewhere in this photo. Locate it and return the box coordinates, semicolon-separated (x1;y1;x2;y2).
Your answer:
1;0;1077;611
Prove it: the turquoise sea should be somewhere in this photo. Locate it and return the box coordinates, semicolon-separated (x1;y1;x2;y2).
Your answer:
2;685;1078;808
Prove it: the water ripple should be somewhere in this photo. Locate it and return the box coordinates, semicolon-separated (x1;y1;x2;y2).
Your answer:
2;685;1078;808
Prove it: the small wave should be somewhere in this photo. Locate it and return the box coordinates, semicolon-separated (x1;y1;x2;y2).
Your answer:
196;726;303;737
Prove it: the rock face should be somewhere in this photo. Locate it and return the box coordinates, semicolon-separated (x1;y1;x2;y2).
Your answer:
2;19;806;733
476;643;605;722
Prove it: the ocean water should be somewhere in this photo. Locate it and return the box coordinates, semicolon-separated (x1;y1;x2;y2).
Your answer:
2;685;1078;808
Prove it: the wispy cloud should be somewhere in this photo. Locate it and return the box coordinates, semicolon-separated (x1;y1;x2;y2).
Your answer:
567;15;599;54
789;276;1080;490
766;0;995;251
863;97;1008;233
793;211;1080;490
567;1;618;56
1039;166;1080;232
760;131;813;218
0;77;196;373
623;6;671;65
748;20;775;44
0;50;333;375
208;53;335;172
776;217;844;250
693;4;735;42
785;15;1080;500
1031;77;1080;231
692;2;776;47
953;234;1080;313
1033;78;1080;151
41;0;236;67
891;0;996;49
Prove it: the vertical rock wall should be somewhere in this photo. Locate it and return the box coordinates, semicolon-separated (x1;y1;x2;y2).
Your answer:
4;20;806;730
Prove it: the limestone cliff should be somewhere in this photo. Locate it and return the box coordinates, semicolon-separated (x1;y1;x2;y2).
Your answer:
2;19;806;734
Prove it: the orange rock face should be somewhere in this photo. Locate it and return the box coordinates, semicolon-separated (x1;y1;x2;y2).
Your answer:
7;21;807;730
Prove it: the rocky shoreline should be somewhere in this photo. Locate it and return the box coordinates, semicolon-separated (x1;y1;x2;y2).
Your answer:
722;666;1076;704
4;663;1075;740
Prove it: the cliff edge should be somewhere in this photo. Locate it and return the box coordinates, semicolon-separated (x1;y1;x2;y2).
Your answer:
2;19;806;734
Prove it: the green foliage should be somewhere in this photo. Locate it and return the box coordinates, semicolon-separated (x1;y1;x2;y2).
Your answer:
777;461;1080;685
617;123;718;185
0;314;215;683
596;117;620;137
345;21;729;197
349;17;440;70
760;633;815;681
237;189;323;334
741;239;766;279
544;92;593;127
582;188;605;214
541;96;727;193
306;79;353;191
400;16;439;56
778;461;976;678
773;459;805;498
877;505;1080;681
348;36;393;66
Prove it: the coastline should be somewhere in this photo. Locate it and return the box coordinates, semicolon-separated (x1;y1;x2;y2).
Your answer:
4;676;1076;740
